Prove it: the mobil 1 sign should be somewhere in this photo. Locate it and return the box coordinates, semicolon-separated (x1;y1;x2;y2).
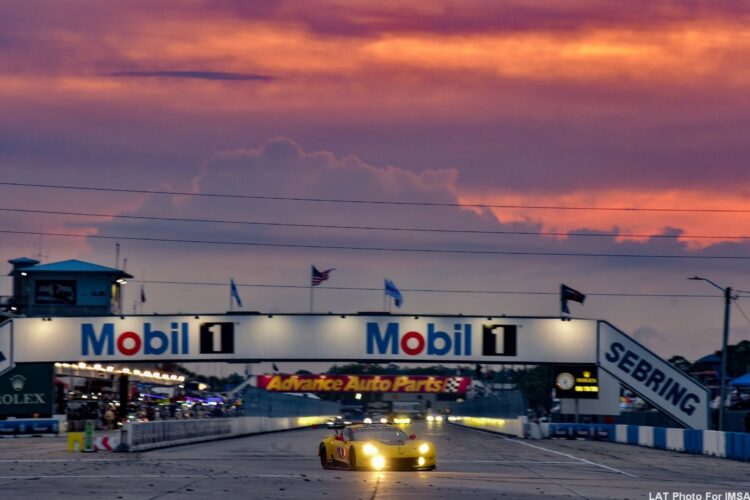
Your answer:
11;315;598;363
599;322;710;430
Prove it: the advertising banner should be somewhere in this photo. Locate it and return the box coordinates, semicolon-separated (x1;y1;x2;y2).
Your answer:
0;363;54;417
256;374;471;393
598;322;710;430
10;315;598;364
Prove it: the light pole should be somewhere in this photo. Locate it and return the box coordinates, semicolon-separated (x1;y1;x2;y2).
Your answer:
688;276;734;431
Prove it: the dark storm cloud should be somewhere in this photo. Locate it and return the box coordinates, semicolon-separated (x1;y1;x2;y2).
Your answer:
105;70;273;82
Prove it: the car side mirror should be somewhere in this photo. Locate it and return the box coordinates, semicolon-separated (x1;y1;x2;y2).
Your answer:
335;435;346;442
409;434;416;440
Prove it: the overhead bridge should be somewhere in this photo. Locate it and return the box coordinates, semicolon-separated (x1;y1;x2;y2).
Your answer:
0;314;710;429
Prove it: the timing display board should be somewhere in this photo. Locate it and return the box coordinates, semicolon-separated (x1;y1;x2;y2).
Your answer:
553;364;599;399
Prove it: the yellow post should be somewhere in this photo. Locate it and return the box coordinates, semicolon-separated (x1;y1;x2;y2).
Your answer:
67;432;85;452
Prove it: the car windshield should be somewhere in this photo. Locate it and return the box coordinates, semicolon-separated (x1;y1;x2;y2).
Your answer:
352;427;408;444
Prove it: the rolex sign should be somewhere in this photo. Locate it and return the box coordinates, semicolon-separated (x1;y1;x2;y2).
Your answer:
0;363;54;417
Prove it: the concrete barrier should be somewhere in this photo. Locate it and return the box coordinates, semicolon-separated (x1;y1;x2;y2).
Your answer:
653;427;666;449
638;426;653;447
725;432;750;461
466;420;749;463
120;415;332;452
449;416;527;438
702;430;725;458
666;428;684;451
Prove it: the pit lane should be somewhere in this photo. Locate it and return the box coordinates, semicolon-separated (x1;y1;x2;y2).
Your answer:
0;422;747;499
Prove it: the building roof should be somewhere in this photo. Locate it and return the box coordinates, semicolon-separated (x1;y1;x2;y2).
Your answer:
8;257;40;267
730;373;750;387
14;259;133;278
694;354;721;365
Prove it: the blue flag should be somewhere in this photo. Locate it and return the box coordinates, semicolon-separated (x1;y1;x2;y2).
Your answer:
230;279;243;308
384;279;403;308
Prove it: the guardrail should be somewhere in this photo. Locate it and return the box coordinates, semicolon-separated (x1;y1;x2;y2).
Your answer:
120;415;332;452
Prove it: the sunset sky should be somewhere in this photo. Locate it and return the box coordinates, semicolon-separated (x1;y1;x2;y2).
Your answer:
1;1;750;370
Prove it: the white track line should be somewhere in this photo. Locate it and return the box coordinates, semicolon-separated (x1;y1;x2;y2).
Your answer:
503;437;638;478
0;473;308;480
440;460;586;465
0;457;309;463
453;424;637;478
0;458;581;465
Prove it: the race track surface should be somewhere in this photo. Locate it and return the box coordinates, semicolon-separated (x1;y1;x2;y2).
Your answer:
0;422;748;499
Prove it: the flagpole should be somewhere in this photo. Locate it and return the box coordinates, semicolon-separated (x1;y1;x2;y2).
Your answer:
229;280;233;312
309;285;314;313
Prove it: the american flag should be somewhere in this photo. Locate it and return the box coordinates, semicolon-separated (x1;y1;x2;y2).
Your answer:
311;266;335;286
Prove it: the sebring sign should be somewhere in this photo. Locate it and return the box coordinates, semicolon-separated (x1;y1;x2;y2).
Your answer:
1;314;710;428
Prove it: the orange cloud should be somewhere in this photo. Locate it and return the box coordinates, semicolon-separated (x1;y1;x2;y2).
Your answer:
460;189;750;249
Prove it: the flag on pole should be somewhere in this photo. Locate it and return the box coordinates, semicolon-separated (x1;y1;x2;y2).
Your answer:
230;278;243;308
560;284;586;315
384;279;403;307
311;266;335;286
140;285;146;304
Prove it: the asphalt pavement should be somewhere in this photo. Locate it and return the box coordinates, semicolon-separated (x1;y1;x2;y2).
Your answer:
0;422;748;499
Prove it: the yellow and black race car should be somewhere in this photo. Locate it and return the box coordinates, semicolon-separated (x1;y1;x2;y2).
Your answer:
318;423;436;471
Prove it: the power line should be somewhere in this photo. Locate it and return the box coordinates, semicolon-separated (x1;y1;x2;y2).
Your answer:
135;279;722;298
0;180;747;213
733;301;750;328
1;206;749;240
2;228;750;260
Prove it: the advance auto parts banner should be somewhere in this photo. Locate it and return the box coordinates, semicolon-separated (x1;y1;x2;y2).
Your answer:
257;374;471;394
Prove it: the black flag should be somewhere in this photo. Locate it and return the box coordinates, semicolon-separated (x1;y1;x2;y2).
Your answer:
561;284;586;315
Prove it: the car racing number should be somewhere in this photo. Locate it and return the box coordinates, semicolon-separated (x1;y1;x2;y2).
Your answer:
336;446;348;459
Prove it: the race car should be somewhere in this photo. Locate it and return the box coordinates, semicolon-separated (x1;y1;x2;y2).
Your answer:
318;423;436;471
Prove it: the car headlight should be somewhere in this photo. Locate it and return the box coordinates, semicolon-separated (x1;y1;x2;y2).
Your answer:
372;455;386;470
418;443;429;454
418;457;426;466
379;417;388;424
363;417;372;424
426;415;434;422
363;443;378;456
435;415;443;422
